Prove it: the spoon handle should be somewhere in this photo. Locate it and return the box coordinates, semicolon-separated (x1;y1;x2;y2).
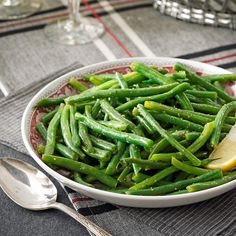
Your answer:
51;202;112;236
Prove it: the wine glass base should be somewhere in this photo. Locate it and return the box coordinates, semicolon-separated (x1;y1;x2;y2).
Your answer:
44;18;104;45
0;0;42;20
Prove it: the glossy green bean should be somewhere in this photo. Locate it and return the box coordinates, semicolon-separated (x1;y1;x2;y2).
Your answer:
100;99;136;129
42;154;117;188
172;157;209;175
69;77;88;92
75;113;154;148
40;109;58;124
36;97;66;107
186;90;217;99
65;83;178;104
98;120;128;131
127;169;222;195
136;115;156;134
74;172;94;187
174;63;234;102
69;105;81;147
130;62;193;110
115;72;128;89
116;82;190;112
105;141;126;175
129;166;178;190
210;101;236;148
203;74;236;82
60;105;85;158
151;122;214;162
145;102;232;131
137;104;201;166
187;171;236;192
90;135;116;152
130;144;142;175
122;158;170;169
45;104;64;155
79;123;94;153
154;113;204;132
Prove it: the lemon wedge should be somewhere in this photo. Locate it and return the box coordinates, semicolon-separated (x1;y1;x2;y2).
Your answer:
208;125;236;171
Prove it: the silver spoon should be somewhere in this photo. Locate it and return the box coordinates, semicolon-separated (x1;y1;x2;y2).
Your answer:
0;157;111;236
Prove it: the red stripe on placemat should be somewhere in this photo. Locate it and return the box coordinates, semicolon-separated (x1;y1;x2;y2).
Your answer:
201;53;236;63
82;0;133;57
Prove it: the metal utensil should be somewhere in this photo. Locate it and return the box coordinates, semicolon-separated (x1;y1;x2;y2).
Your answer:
0;157;111;236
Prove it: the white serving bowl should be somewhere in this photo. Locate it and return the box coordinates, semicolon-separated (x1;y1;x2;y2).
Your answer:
21;57;236;208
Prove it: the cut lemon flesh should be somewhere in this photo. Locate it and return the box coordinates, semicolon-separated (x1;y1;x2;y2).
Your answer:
208;125;236;171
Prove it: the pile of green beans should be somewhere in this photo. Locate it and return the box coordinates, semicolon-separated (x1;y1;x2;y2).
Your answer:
35;62;236;195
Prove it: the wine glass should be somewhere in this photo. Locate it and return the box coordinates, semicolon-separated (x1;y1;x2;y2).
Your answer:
44;0;104;45
0;0;42;20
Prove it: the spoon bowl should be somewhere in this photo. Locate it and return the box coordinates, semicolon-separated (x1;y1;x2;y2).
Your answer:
0;158;57;210
0;157;111;236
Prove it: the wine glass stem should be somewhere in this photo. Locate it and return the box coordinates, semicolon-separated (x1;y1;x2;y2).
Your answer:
68;0;81;25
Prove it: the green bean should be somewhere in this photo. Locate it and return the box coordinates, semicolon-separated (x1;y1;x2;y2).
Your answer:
213;81;224;91
185;132;200;141
36;122;79;160
45;104;64;155
168;190;189;195
122;158;170;169
129;144;142;175
174;63;234;102
154;113;204;132
148;130;186;158
210;101;236;148
117;166;132;183
82;146;111;163
127;169;222;195
115;72;128;89
36;122;48;140
203;74;236;82
136;115;156;134
75;113;153;148
36;97;66;107
74;172;94;187
151;122;214;162
100;99;136;129
69;105;81;147
145;102;232;131
116;82;190;112
171;71;186;80
130;62;193;110
56;143;79;160
60;105;85;158
172;157;209;175
98;120;128;131
91;99;101;119
105;141;126;175
65;83;178;104
191;103;220;114
40;109;58;124
187;171;236;192
129;166;178;190
69;77;88;92
137;104;201;166
132;173;150;183
37;144;45;155
186;90;217;100
42;154;117;188
79;123;94;153
90;135;116;152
